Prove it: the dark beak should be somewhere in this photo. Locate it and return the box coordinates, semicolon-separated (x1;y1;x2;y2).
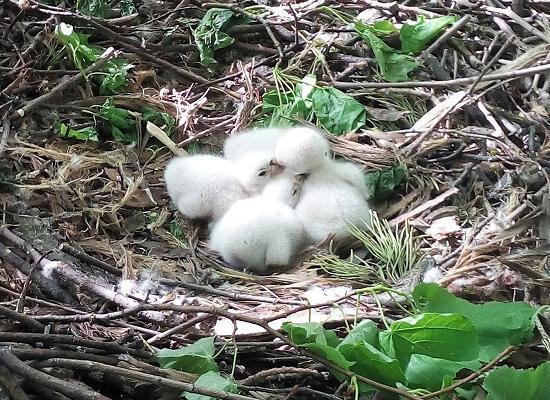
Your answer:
269;160;285;175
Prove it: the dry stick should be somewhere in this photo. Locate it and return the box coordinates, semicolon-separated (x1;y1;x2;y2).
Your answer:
0;365;31;400
331;62;550;89
202;3;284;63
39;358;258;400
0;305;44;332
389;188;459;227
0;114;9;158
9;47;117;120
421;346;516;400
147;314;212;344
59;243;122;277
0;332;149;357
0;242;75;304
0;350;111;400
483;6;550;44
425;14;471;54
359;0;441;17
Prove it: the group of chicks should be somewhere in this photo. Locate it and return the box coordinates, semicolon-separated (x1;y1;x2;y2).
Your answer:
164;126;371;274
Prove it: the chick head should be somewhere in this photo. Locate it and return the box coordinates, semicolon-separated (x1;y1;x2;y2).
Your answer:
272;126;331;174
261;173;305;207
234;151;278;194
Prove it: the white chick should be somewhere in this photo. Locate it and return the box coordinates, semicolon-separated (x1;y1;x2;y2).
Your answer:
295;163;371;243
223;127;285;161
272;126;331;174
232;150;276;194
209;174;305;274
330;160;370;200
164;154;266;221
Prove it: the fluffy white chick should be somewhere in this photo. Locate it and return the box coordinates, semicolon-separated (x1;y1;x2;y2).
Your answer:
164;155;249;221
223;127;285;161
232;150;277;194
209;174;305;274
272;126;331;174
296;163;371;243
330;160;370;200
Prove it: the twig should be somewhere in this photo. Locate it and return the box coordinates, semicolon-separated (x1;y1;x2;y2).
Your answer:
0;114;9;158
425;15;471;54
389;188;460;227
59;243;122;277
0;305;45;332
9;47;117;120
331;62;550;89
0;350;111;400
38;358;258;400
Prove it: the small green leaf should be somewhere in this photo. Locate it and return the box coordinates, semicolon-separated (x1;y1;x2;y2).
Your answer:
119;0;137;15
379;313;479;366
282;322;340;347
155;337;219;375
405;354;480;391
339;319;380;348
354;24;418;82
413;283;537;362
483;362;550;400
142;106;176;135
193;8;248;67
55;122;99;142
76;0;109;17
400;16;458;55
364;164;407;200
311;87;367;135
184;371;239;400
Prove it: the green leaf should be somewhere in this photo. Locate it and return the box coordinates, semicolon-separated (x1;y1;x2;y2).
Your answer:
55;122;99;142
354;24;418;82
483;362;550;400
76;0;109;17
364;164;407;200
405;354;480;391
142;106;176;135
184;371;239;400
193;8;248;68
311;87;367;135
339;340;406;388
155;337;219;375
119;0;137;15
400;16;458;55
339;319;380;348
282;322;340;347
413;283;537;362
379;313;479;366
98;99;137;142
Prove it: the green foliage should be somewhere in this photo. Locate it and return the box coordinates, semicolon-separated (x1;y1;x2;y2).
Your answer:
98;98;137;143
53;23;131;95
283;285;538;397
261;74;366;134
55;121;99;142
348;211;418;283
193;8;249;68
155;337;219;375
184;371;239;400
483;362;550;400
400;16;458;55
76;0;109;18
142;106;176;136
413;283;537;362
311;87;367;135
365;164;408;201
119;0;137;16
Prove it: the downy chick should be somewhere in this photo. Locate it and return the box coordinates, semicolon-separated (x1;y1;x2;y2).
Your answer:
223;127;285;161
209;173;305;274
272;126;331;174
164;154;270;221
295;162;371;243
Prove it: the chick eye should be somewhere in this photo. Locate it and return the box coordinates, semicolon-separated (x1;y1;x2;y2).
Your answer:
257;169;268;177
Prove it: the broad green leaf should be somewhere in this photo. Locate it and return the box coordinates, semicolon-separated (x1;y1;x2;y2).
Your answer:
184;371;239;400
371;20;399;36
311;87;367;135
483;362;550;400
282;322;340;347
405;354;480;391
364;164;407;200
339;340;406;387
354;24;418;82
155;337;219;375
261;90;296;114
193;8;248;67
400;16;458;55
339;319;380;348
99;99;136;142
55;122;99;142
413;283;537;362
379;313;479;366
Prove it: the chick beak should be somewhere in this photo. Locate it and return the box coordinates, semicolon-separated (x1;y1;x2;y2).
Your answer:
296;173;309;183
268;160;285;176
